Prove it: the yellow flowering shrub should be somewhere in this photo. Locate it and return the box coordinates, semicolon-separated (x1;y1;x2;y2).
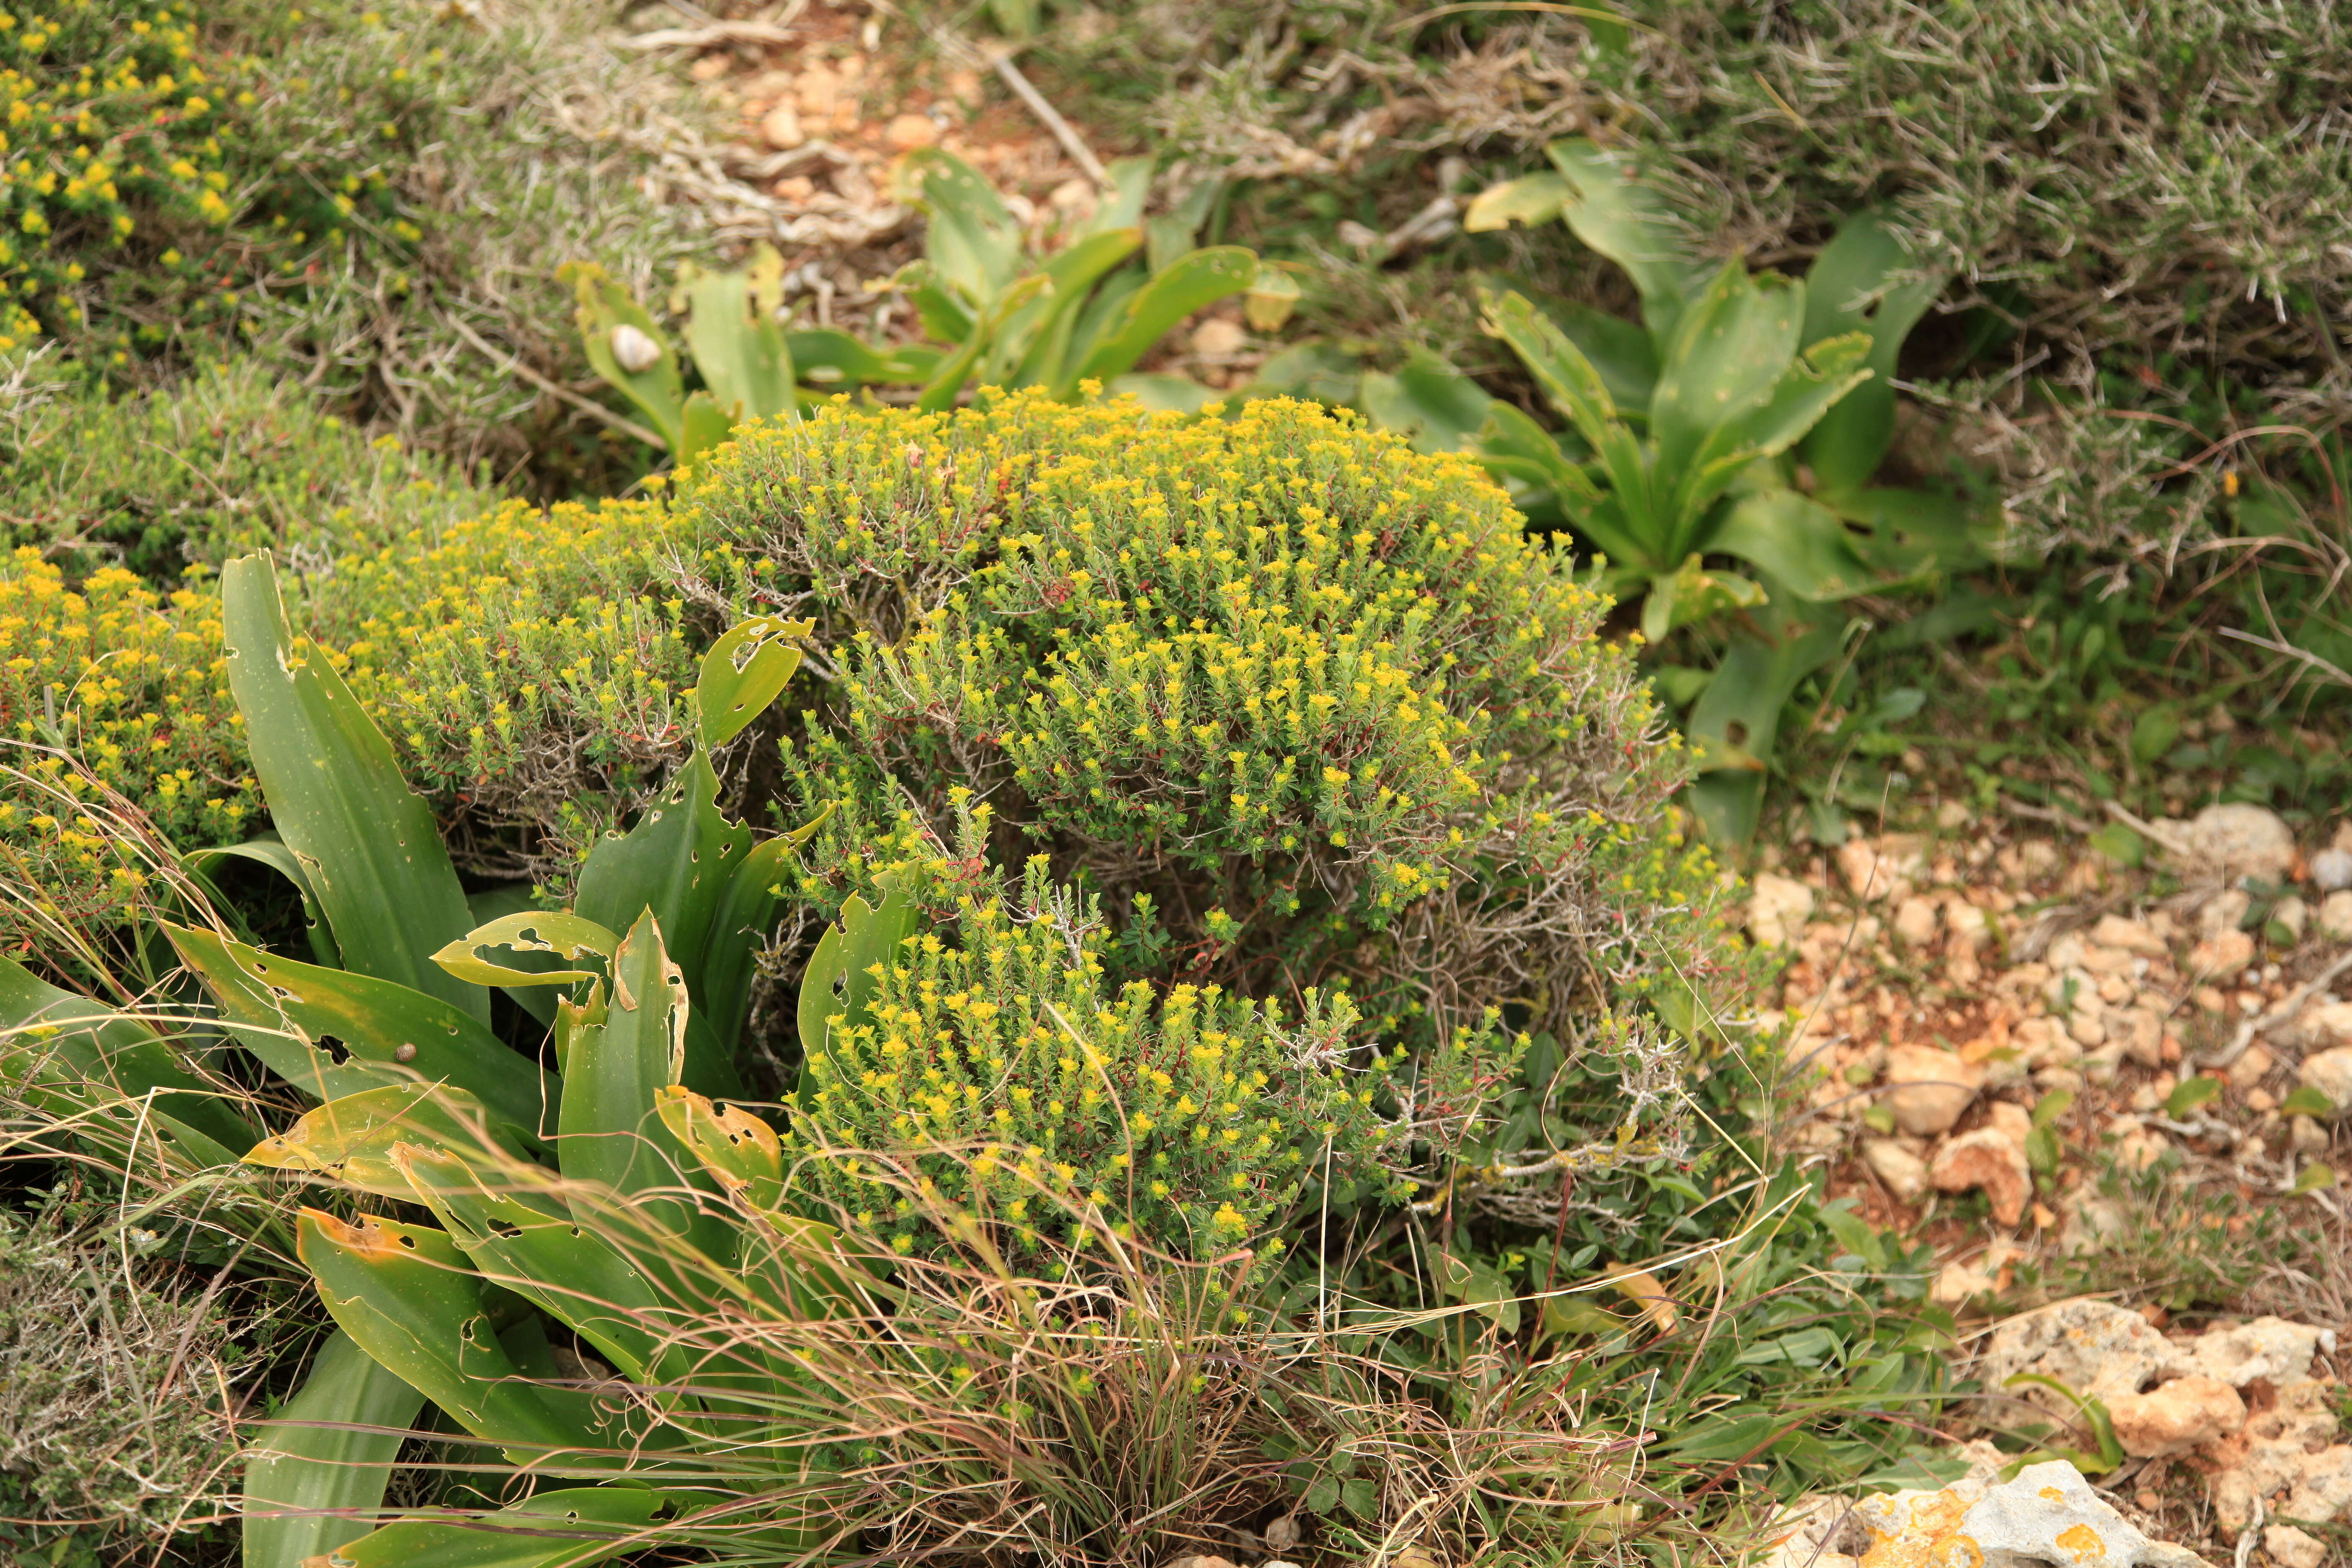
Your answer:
791;850;1413;1261
0;548;254;938
676;391;1738;1057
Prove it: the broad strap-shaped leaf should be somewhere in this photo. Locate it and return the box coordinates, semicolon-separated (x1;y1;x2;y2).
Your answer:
244;1084;516;1201
655;1087;783;1212
916;273;1052;413
1684;610;1845;780
1480;289;1622;453
221;554;486;1024
1640;555;1768;645
432;913;619;991
242;1328;425;1568
692;616;813;750
169;925;555;1135
1104;372;1219;413
1357;346;1493;455
293;1485;704;1568
1475;404;1611;534
1068;246;1258;390
794;875;916;1093
1083;155;1158;242
679;243;795;427
1649;262;1804;481
1799;211;1950;495
675;393;737;469
1710;488;1877;602
555;911;720;1264
395;1143;681;1389
295;1210;616;1469
1544;138;1705;339
898;148;1023;305
696;808;833;1060
0;952;256;1153
562;261;685;451
571;754;746;1097
1671;333;1872;540
1002;227;1145;391
185;835;341;970
1462;170;1571;234
785;328;934;389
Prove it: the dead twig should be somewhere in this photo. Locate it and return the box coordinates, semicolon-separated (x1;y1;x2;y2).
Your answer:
2200;948;2352;1070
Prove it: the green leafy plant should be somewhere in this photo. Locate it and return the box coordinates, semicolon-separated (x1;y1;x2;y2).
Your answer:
1356;139;1973;838
882;150;1261;412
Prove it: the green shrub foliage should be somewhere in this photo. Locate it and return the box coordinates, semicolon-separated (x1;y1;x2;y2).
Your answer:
679;392;1735;1055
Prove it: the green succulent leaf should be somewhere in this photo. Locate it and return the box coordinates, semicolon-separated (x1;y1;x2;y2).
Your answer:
693;615;813;749
184;834;341;970
1709;489;1877;602
1462;170;1571;233
295;1209;616;1469
1799;211;1949;495
1650;262;1805;480
1541;138;1705;338
897;148;1023;304
242;1328;425;1568
168;924;555;1134
1069;245;1258;389
243;1083;517;1201
394;1142;680;1387
0;953;255;1154
292;1485;701;1568
220;553;486;1024
794;874;918;1093
432;913;621;992
678;242;796;428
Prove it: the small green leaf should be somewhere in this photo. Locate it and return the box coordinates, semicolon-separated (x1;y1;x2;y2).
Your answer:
2129;704;2183;767
1462;170;1571;232
2294;1161;2338;1193
2031;1088;2076;1129
1070;246;1258;389
2280;1086;2339;1119
1340;1476;1380;1519
307;1485;701;1568
2165;1075;2223;1119
2086;822;2145;868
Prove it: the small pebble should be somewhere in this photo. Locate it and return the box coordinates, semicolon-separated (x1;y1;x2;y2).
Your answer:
2314;848;2352;893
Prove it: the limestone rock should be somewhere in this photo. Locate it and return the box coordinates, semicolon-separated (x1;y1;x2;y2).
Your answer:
1838;835;1922;902
884;112;940;150
2190;1317;2321;1388
759;102;805;149
1979;1300;2195;1409
1852;1460;2213;1568
1894;895;1942;946
1885;1044;1984;1136
1864;1138;1931;1202
1189;318;1246;357
2104;1374;2244;1457
2187;929;2254;977
2184;802;2295;884
2207;1380;2342;1532
2263;1526;2326;1568
2089;914;2166;955
1930;1127;2033;1227
2321;889;2352;940
1932;1259;1997;1308
2300;1047;2352;1117
1750;872;1816;948
2286;1442;2352;1529
2311;847;2352;893
2292;1003;2352;1052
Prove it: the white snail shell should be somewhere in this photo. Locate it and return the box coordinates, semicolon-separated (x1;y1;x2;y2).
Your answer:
609;323;662;374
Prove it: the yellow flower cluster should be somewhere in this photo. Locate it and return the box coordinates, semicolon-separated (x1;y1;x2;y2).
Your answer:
0;0;233;351
791;853;1402;1260
320;496;695;808
0;548;253;936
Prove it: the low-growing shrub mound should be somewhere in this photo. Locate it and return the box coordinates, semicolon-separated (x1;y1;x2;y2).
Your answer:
5;393;1741;1086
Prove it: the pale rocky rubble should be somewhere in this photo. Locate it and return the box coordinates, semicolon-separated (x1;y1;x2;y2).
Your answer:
1750;804;2350;1560
1762;1450;2214;1568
